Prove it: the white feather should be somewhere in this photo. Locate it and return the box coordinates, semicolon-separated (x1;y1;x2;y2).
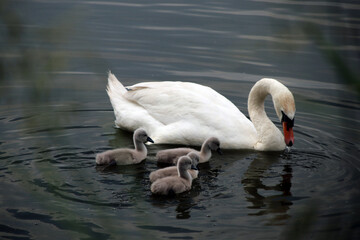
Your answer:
106;73;295;150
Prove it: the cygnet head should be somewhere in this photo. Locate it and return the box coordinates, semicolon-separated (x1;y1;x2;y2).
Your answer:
178;156;197;171
207;137;222;154
187;151;199;169
134;128;154;143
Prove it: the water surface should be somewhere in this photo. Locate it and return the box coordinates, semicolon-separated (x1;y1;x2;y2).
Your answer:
0;0;359;239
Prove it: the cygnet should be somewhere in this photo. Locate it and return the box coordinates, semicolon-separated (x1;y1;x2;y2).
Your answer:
156;137;222;165
150;156;196;195
149;152;199;183
96;128;154;165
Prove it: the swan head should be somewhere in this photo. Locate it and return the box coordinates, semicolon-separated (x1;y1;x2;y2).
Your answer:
272;90;295;147
134;128;154;143
207;137;223;154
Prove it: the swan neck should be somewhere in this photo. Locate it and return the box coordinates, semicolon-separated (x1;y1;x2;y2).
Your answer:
178;164;192;181
134;138;147;154
200;141;212;161
249;82;272;126
247;79;285;150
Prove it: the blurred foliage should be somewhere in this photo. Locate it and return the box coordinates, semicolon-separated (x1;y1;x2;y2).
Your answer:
0;0;78;102
281;203;318;240
281;201;358;240
303;23;360;94
0;2;117;238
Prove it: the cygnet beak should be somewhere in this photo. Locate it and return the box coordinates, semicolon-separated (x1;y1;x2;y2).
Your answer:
147;137;154;143
217;148;223;155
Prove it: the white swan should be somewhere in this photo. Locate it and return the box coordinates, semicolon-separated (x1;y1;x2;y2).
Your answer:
106;72;295;151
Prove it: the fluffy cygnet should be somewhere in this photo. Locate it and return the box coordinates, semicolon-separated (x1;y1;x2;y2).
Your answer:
149;152;199;183
156;137;222;165
96;128;154;165
150;156;197;195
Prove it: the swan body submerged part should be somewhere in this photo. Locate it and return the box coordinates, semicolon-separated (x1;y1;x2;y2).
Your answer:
95;128;154;165
106;72;295;151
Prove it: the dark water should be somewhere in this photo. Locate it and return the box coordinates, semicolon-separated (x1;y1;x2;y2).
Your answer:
1;0;359;239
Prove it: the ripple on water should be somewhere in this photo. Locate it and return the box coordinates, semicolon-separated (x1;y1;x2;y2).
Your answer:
0;223;29;237
6;208;111;239
27;125;101;134
31;178;119;208
281;145;360;219
137;225;202;234
9;115;33;122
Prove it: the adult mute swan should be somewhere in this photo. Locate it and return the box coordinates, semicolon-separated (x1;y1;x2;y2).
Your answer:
106;72;295;151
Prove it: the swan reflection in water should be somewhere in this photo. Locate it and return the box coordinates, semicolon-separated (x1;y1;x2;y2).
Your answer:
241;152;293;225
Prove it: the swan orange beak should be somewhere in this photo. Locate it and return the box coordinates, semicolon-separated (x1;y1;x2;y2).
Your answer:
282;122;294;147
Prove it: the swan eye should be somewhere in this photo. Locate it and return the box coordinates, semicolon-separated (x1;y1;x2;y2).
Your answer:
281;111;294;129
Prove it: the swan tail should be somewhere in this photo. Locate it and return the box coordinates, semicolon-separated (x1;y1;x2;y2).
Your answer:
106;71;127;97
106;71;130;128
